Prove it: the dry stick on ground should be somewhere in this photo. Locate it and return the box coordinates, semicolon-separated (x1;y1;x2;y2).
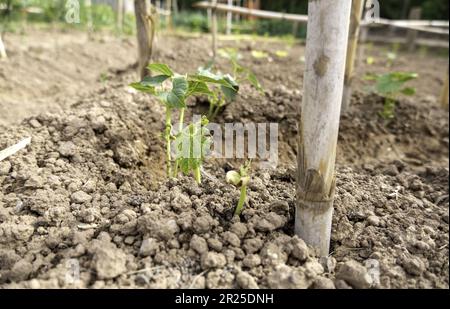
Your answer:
407;7;422;52
296;0;351;257
441;67;449;108
342;0;364;113
134;0;156;80
211;0;218;59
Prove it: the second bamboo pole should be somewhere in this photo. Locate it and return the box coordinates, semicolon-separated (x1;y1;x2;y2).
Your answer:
342;0;364;113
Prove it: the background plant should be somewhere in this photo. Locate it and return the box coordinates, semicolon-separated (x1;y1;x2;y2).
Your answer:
365;72;418;119
199;48;263;119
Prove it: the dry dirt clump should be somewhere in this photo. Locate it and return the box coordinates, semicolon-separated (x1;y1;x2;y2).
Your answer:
0;83;448;289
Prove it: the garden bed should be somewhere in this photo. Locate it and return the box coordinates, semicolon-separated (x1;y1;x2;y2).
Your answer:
0;29;448;289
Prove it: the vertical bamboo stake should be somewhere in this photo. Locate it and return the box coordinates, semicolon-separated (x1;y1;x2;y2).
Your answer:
85;0;94;37
407;7;422;52
296;0;351;257
226;0;233;35
342;0;364;112
166;0;172;30
173;0;179;15
0;34;7;59
441;67;449;108
211;0;218;59
117;0;124;33
134;0;155;80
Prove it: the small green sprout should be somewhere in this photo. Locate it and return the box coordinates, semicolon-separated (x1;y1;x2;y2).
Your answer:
365;72;418;119
226;161;251;217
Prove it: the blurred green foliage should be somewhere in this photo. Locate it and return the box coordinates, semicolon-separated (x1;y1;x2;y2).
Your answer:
1;0;448;38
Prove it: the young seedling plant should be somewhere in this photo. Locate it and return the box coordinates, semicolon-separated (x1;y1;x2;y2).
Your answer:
130;63;243;182
365;72;418;119
226;161;251;217
201;48;263;119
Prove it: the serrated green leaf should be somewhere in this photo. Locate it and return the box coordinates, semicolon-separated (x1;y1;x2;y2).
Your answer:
142;75;170;87
129;82;156;94
147;63;174;77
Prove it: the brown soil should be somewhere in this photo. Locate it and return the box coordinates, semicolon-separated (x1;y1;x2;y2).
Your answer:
0;28;448;289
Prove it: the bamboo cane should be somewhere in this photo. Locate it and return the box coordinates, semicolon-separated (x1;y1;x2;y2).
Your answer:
211;0;218;58
441;68;449;108
342;0;364;113
117;0;124;33
134;0;155;79
0;34;7;59
407;7;422;52
226;0;233;35
296;0;351;257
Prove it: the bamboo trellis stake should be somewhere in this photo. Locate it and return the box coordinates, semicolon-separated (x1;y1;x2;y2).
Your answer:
441;68;449;108
407;7;422;51
211;0;218;58
134;0;155;79
0;34;6;59
117;0;124;33
342;0;364;113
166;0;173;30
226;0;233;35
296;0;351;256
85;0;94;37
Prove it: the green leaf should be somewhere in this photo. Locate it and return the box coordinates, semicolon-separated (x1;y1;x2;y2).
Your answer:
401;87;416;96
373;72;418;95
141;75;170;87
147;63;174;77
129;82;156;94
167;77;188;108
221;85;238;101
247;71;263;92
189;68;236;89
187;81;214;97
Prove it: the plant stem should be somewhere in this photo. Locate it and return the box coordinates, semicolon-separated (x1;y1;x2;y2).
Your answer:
212;105;221;120
234;185;247;216
194;166;201;184
165;108;172;177
173;108;185;177
208;103;215;118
